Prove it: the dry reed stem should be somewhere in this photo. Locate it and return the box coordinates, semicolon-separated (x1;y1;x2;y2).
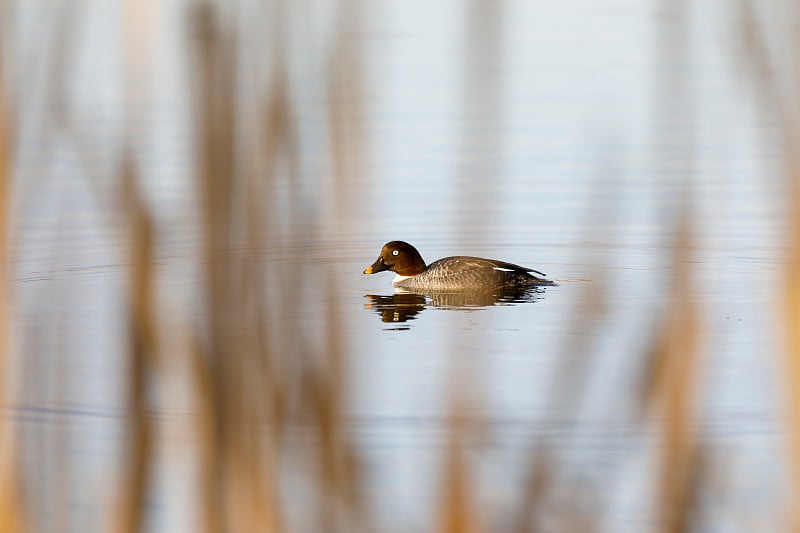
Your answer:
190;3;288;531
438;402;482;533
115;0;160;528
254;83;290;437
642;3;702;529
117;160;156;533
0;26;25;533
512;165;619;533
237;189;284;532
782;171;800;530
311;2;368;529
512;458;553;533
188;333;221;533
190;4;234;531
737;3;800;527
640;208;701;533
438;2;505;529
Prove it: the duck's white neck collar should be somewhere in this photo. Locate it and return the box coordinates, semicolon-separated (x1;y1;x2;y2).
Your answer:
392;274;413;285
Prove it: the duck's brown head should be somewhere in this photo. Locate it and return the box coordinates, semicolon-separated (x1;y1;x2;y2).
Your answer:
363;241;427;277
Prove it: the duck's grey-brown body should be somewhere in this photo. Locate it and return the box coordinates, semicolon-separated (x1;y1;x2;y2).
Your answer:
363;241;554;291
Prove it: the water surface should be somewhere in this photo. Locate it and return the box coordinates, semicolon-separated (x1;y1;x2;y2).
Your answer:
7;0;792;531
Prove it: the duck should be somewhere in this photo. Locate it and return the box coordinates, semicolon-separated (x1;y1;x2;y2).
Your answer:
363;241;554;291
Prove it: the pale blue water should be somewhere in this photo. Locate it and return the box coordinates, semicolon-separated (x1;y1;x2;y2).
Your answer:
7;0;793;531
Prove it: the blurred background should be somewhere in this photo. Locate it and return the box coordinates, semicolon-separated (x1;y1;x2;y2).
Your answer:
1;0;799;531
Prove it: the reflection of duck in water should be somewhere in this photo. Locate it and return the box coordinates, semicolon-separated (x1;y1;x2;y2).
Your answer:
363;241;555;290
411;285;547;307
364;293;427;325
364;286;547;325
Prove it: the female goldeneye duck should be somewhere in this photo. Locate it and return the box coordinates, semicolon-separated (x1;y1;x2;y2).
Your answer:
363;241;555;290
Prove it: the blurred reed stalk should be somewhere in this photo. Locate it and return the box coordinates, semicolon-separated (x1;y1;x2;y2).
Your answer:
513;166;618;533
186;1;368;530
781;103;800;530
316;1;368;529
118;161;156;533
438;3;507;530
11;0;777;531
438;404;482;533
646;2;703;531
738;2;800;527
190;5;281;531
643;209;702;533
117;0;159;530
0;23;25;533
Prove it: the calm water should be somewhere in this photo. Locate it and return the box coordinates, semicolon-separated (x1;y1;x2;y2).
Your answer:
8;0;793;531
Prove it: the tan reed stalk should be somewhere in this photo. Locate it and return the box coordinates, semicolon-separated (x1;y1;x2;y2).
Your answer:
643;3;702;529
437;3;506;530
302;1;368;528
438;398;483;533
189;4;235;532
190;3;288;531
117;160;156;533
512;175;615;533
781;153;800;530
115;0;160;529
737;3;800;528
0;26;26;533
234;135;285;533
641;207;701;533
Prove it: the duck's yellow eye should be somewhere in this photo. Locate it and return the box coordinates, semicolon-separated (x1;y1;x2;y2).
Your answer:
392;250;399;256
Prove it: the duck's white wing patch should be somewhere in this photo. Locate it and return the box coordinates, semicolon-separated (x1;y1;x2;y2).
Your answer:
493;267;514;272
527;270;548;278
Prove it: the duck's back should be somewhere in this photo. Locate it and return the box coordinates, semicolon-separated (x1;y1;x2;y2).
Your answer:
394;256;552;290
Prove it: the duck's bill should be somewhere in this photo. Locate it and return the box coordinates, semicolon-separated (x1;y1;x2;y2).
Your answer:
363;257;388;275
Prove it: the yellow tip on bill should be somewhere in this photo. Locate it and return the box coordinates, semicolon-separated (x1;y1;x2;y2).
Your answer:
363;266;373;274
